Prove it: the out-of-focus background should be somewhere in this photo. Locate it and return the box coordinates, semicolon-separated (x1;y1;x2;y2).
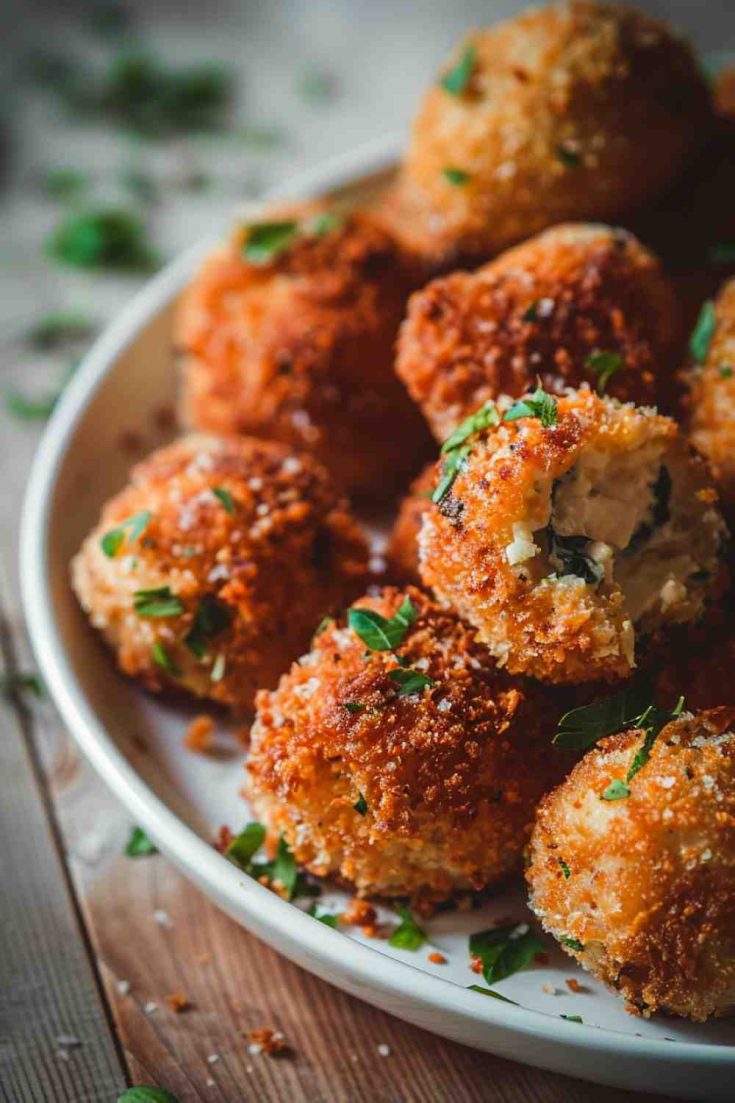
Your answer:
1;0;734;367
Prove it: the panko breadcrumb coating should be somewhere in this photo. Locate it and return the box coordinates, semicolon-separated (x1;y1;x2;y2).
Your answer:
385;464;434;583
381;1;709;266
177;203;431;500
396;224;679;442
420;388;728;684
245;586;568;906
527;706;735;1021
72;435;368;715
686;280;735;512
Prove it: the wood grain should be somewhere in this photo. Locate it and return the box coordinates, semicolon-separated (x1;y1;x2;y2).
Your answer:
0;574;126;1103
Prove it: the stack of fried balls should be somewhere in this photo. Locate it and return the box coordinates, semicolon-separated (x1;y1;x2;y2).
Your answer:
74;2;735;1022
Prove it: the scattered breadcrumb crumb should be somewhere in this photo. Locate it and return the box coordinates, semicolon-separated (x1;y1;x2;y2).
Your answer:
377;1043;391;1057
214;826;234;853
566;978;584;993
428;951;447;964
342;899;376;927
207;1053;220;1065
165;992;192;1013
470;955;484;975
185;714;215;754
247;1027;287;1056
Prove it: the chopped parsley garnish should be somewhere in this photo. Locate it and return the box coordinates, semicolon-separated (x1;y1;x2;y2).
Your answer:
469;923;544;985
225;822;266;871
559;935;584;952
556;144;581;167
184;595;231;658
308;904;339;927
133;586;183;618
41;167;89;200
347;596;416;652
547;528;603;585
625;697;684;784
561;1014;583;1024
468;985;518;1004
558;858;571;880
601;779;630;801
388;904;427;951
120;166;158;205
101;510;152;558
442;167;471;186
117;1087;180;1103
553;679;654;750
124;825;158;857
28;310;93;349
47;208;158;271
151;642;179;676
0;671;43;700
708;241;735;265
242;220;298;264
504;386;558;428
586;350;623;394
689;300;716;364
308;210;344;235
432;443;471;505
720;365;733;379
212;486;235;514
440;44;476;96
441;401;500;454
388;667;436;696
343;702;366;715
270;836;299;899
5;389;60;420
353;792;368;815
523;302;539;323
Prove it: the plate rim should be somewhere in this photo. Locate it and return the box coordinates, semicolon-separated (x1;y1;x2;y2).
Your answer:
19;131;734;1085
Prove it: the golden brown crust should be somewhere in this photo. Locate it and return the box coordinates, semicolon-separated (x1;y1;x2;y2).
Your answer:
177;205;432;501
385;464;435;583
685;279;735;513
396;224;679;442
527;707;735;1020
72;434;369;715
382;1;710;266
245;586;568;904
419;389;728;684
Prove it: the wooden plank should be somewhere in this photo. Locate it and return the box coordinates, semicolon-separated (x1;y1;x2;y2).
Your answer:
75;852;638;1103
0;573;127;1103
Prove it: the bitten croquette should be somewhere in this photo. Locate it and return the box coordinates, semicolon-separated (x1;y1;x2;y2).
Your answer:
72;435;369;714
381;1;709;266
176;203;432;501
419;388;728;684
245;586;568;906
686;280;735;513
527;706;735;1021
396;223;679;443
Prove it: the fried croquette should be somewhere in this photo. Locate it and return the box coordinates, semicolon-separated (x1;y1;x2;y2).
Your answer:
382;1;709;266
527;706;735;1021
686;281;735;512
177;204;431;501
396;224;679;443
72;435;369;715
245;586;567;905
385;464;435;583
419;388;728;684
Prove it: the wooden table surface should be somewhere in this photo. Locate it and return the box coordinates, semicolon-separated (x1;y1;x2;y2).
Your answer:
1;2;731;1100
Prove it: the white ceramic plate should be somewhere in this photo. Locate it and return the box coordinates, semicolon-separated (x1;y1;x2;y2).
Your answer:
21;135;735;1100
